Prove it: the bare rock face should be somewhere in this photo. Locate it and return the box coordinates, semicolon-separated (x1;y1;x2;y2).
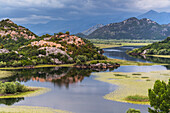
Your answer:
0;49;9;54
38;47;73;64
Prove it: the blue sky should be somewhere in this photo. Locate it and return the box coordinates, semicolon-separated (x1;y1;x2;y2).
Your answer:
1;0;170;24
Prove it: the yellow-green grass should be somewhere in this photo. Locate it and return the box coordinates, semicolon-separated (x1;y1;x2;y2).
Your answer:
0;71;14;79
94;44;121;49
93;70;170;105
94;43;151;49
148;55;170;58
0;64;74;70
0;87;50;98
0;106;71;113
88;59;161;66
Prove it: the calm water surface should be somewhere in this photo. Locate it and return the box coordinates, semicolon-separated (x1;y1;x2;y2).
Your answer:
103;46;151;63
0;46;169;113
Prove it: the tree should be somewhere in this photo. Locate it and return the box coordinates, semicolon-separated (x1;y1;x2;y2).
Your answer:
126;108;141;113
65;31;70;35
148;79;170;113
75;55;87;63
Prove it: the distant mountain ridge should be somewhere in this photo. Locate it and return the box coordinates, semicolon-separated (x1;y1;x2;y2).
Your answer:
82;24;104;35
18;10;170;36
138;10;170;24
85;17;170;40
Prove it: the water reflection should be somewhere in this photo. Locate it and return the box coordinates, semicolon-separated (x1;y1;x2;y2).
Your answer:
130;55;170;67
2;67;117;88
103;46;150;62
0;98;24;106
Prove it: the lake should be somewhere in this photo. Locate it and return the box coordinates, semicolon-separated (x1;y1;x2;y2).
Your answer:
0;46;169;113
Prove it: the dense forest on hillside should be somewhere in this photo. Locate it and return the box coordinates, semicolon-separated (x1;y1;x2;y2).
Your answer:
129;37;170;55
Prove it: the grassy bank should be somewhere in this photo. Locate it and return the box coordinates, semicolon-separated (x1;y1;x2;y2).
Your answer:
0;87;50;98
94;43;151;49
0;71;14;79
90;39;158;49
0;59;160;70
0;106;71;113
88;59;160;66
93;70;170;104
0;64;74;70
148;55;170;58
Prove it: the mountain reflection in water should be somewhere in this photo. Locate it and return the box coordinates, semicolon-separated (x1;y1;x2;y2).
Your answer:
2;67;117;88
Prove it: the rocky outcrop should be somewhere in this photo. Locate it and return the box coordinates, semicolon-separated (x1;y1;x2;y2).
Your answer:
38;47;73;64
0;49;9;54
31;40;63;48
74;63;120;69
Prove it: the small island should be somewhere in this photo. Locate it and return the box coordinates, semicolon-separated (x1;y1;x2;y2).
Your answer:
0;82;49;98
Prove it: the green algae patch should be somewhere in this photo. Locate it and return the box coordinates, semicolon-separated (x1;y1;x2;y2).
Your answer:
0;106;71;113
0;87;50;98
93;70;170;105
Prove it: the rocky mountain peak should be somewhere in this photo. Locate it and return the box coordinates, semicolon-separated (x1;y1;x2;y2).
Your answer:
140;18;157;24
4;19;14;24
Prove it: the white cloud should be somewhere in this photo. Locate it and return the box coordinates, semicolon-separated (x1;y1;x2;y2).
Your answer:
133;0;170;11
1;15;65;24
0;0;65;8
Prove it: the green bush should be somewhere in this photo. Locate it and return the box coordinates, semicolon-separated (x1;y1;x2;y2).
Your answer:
5;82;17;94
126;108;141;113
0;82;6;94
0;82;28;94
15;82;28;92
75;55;87;63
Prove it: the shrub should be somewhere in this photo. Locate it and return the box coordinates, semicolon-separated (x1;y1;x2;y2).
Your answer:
0;82;28;94
5;82;17;94
0;82;6;94
90;60;98;64
76;59;82;65
126;108;141;113
75;55;87;63
65;31;70;35
15;82;28;92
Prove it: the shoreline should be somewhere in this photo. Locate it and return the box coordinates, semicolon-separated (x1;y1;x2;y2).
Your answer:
0;87;50;98
94;43;151;49
0;59;162;70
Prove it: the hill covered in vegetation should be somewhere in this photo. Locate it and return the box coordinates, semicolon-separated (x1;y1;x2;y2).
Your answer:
129;37;170;55
84;17;170;40
0;19;106;67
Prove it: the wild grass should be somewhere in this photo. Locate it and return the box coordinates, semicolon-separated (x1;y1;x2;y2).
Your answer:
0;64;74;70
88;59;159;66
90;39;157;49
0;71;14;79
0;106;71;113
93;70;170;105
141;77;149;79
132;73;141;76
125;95;149;102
